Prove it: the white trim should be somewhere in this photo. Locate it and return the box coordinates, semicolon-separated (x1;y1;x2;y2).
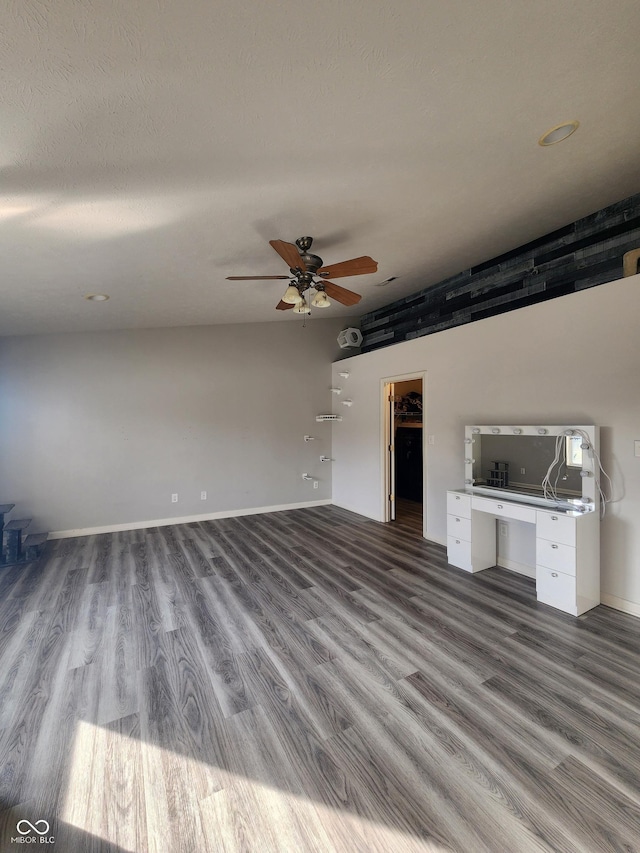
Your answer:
48;499;332;539
601;593;640;619
497;557;536;580
379;371;427;526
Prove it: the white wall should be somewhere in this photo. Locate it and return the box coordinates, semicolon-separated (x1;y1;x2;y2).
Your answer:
332;274;640;613
0;319;344;533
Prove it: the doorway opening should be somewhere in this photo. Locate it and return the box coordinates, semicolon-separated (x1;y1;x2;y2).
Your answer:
383;375;425;536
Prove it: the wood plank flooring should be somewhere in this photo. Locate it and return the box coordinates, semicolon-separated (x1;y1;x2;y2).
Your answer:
1;505;640;851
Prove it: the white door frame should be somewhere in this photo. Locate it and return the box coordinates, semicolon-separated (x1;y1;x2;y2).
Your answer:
380;371;427;535
383;381;396;522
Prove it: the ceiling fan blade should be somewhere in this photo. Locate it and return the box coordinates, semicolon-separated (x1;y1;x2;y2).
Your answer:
276;300;295;310
322;280;362;306
226;275;290;280
269;240;306;272
317;256;377;278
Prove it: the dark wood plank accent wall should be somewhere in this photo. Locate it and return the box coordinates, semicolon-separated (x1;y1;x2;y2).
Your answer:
360;192;640;353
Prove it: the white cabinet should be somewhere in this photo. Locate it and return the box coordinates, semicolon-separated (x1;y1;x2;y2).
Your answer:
447;535;472;572
446;491;495;574
536;511;576;547
536;538;577;576
447;492;471;518
534;508;599;616
446;493;473;572
536;567;578;614
446;490;600;616
472;497;536;524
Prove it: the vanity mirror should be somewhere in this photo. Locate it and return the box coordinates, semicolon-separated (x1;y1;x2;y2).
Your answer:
464;424;599;511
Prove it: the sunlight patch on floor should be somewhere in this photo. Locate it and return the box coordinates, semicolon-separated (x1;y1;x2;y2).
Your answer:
61;719;449;852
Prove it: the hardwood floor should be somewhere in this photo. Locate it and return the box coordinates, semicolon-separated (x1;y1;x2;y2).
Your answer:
393;498;423;535
1;505;640;851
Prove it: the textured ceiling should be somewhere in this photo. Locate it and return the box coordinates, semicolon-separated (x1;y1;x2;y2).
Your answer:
2;0;640;336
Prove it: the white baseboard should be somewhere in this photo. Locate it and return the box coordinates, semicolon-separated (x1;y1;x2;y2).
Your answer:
497;557;536;580
48;499;332;539
600;593;640;619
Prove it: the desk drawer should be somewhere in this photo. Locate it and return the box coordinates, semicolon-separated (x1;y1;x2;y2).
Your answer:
447;514;471;541
536;539;576;575
536;566;577;614
471;497;536;524
447;492;471;519
536;511;576;547
447;536;472;572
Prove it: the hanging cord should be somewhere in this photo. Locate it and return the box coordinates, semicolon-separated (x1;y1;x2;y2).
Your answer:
542;429;612;517
541;434;566;503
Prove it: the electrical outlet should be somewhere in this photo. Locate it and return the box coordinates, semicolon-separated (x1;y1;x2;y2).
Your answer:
313;480;319;489
200;491;207;501
171;494;178;503
520;467;526;475
499;522;508;537
428;435;435;445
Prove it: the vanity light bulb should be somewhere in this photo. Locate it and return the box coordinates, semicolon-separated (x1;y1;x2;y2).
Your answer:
464;438;472;444
538;428;548;435
491;428;500;434
465;479;473;485
472;428;481;434
513;428;522;435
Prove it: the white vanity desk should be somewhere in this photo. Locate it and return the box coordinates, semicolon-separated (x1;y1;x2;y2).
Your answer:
446;491;599;615
446;424;600;616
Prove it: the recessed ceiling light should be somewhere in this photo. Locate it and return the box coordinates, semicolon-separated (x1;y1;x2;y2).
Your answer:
84;293;110;301
538;120;580;146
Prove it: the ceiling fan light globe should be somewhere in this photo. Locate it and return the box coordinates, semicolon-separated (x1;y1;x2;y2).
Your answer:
282;284;301;304
311;292;331;308
292;298;311;314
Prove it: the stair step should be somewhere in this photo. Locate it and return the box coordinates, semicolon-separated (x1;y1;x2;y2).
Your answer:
0;504;16;515
4;519;32;531
23;533;48;547
2;519;32;564
23;532;48;562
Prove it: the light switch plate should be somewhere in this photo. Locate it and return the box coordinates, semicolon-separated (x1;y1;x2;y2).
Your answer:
635;440;640;458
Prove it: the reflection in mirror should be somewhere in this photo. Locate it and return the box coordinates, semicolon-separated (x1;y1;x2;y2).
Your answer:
472;434;582;497
566;435;583;468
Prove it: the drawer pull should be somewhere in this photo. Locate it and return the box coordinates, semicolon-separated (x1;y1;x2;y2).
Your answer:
455;517;460;522
551;544;559;549
455;496;460;500
455;539;460;544
552;572;558;577
551;515;558;521
497;504;503;509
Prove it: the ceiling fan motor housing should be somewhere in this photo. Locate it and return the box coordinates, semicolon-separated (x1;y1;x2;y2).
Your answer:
293;253;323;275
293;236;323;275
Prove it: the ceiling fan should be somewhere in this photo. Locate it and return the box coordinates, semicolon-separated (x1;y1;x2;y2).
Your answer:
226;236;378;314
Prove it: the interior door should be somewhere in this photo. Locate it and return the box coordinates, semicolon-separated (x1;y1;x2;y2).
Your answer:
384;382;396;521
